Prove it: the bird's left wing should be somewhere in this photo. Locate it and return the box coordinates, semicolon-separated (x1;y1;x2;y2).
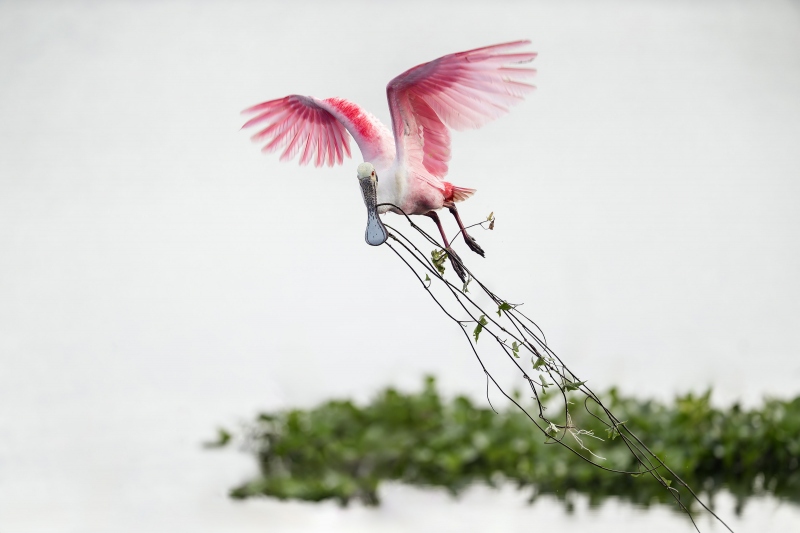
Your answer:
386;40;537;181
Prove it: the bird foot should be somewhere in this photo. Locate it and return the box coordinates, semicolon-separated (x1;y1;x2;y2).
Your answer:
445;247;468;284
463;233;485;257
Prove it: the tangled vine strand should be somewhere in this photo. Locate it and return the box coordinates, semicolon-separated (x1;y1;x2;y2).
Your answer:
377;203;733;533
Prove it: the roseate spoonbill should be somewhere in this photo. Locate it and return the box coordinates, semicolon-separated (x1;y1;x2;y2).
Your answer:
242;41;536;281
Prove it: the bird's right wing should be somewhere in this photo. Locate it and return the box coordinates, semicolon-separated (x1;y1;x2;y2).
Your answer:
242;95;393;167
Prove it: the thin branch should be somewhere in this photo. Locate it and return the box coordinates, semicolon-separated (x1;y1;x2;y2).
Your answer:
379;204;733;533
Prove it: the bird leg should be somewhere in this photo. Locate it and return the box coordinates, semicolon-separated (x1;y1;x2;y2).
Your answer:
445;202;485;257
424;211;468;283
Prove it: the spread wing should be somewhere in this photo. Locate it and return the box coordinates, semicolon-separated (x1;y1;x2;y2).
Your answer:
386;40;537;182
242;95;392;167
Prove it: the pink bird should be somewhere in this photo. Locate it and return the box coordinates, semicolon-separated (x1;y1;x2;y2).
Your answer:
242;41;536;281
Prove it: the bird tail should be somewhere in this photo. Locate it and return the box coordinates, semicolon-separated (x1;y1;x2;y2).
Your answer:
450;186;476;203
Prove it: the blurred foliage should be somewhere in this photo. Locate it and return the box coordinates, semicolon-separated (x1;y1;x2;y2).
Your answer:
203;427;232;448
217;377;800;513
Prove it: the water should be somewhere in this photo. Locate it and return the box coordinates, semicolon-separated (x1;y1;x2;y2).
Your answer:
1;0;799;531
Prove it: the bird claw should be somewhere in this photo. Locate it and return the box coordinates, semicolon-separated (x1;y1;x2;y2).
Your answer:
445;247;468;283
463;234;485;257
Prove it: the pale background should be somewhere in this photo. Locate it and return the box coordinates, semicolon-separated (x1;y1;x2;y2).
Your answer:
1;0;799;531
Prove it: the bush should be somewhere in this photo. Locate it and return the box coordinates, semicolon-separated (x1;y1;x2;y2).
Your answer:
213;377;800;513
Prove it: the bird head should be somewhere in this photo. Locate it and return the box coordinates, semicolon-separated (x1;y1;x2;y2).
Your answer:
356;162;377;183
357;162;379;208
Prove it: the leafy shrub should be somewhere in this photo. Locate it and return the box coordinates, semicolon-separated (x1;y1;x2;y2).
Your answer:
213;377;800;513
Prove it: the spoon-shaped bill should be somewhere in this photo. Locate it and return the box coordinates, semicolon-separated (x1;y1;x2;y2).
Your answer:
358;176;388;246
365;210;388;246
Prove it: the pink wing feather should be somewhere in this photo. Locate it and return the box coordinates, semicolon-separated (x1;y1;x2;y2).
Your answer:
386;40;537;180
241;95;392;168
242;96;350;167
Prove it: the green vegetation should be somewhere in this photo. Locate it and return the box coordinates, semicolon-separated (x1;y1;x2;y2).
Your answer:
212;377;800;513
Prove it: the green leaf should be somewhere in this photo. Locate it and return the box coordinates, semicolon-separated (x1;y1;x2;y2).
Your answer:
496;302;513;316
660;476;672;487
462;277;471;293
532;356;545;370
606;423;624;440
511;341;520;358
563;380;587;391
430;249;447;276
473;315;488;342
539;374;550;388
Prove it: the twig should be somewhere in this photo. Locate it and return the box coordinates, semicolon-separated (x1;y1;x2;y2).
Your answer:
377;204;733;533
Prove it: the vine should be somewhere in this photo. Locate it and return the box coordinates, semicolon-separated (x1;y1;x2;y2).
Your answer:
211;207;754;532
376;204;732;532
